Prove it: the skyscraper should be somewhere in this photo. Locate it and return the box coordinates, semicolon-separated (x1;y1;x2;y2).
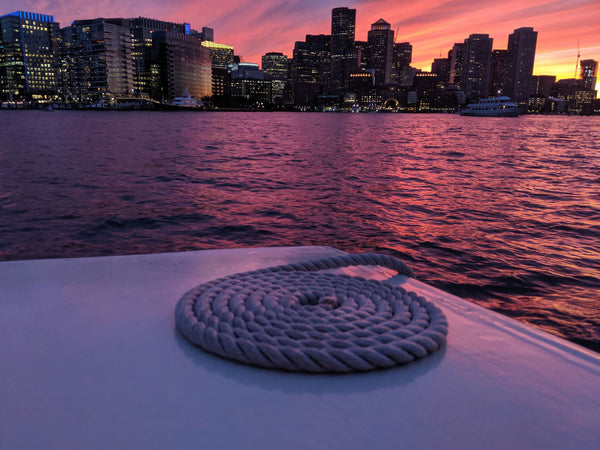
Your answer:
461;34;493;101
392;42;412;85
367;19;394;85
505;27;537;107
330;7;356;92
0;11;59;100
292;34;330;106
448;43;464;87
489;49;508;96
262;52;289;104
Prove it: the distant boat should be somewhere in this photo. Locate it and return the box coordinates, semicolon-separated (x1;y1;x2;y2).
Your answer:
168;88;204;109
460;96;520;117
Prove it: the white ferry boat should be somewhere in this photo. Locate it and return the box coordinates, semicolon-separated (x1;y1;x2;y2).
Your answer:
460;96;520;117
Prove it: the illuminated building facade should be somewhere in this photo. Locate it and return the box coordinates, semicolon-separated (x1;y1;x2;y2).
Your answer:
580;59;598;92
292;34;331;106
262;52;289;104
0;11;58;100
330;7;356;92
151;31;212;101
551;78;595;113
201;41;235;68
128;18;188;96
367;19;394;85
505;27;537;107
348;71;375;106
392;42;412;86
460;34;493;101
59;19;134;101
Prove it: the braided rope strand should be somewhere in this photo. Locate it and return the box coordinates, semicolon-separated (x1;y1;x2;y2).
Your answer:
175;253;448;373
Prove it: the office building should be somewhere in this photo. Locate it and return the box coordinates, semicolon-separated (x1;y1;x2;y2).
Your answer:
201;41;235;68
292;34;331;106
580;59;598;92
392;42;412;85
505;27;537;106
0;11;59;100
551;78;595;113
151;31;212;101
367;19;394;85
460;34;493;101
128;17;188;95
60;19;135;102
262;52;289;104
330;7;356;92
431;57;450;86
448;43;464;87
489;49;508;96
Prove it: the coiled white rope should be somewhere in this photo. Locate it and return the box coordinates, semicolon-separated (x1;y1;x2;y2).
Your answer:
175;253;448;373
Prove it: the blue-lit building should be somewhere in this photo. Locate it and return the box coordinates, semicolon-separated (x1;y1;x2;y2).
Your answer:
0;11;59;100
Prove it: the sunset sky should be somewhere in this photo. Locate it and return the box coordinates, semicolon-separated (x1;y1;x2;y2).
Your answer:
4;0;600;81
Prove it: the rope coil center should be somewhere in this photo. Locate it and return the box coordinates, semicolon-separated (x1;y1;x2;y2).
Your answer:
175;253;448;373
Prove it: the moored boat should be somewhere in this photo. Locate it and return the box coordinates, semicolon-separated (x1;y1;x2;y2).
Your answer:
460;96;520;117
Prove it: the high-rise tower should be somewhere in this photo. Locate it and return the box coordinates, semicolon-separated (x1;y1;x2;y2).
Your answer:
367;19;394;85
505;27;537;107
460;34;493;101
0;11;59;100
330;7;356;92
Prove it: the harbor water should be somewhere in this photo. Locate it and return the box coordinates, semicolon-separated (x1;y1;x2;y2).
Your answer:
1;110;598;351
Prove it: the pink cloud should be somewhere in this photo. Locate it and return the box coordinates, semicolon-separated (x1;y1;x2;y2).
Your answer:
2;0;598;79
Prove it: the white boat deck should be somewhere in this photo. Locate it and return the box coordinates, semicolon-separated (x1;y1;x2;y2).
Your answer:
2;246;599;449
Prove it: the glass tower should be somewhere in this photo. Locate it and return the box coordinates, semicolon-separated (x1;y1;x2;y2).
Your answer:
0;11;58;100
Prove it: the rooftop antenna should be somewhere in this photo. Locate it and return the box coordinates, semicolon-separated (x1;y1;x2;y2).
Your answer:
574;39;580;79
394;26;399;43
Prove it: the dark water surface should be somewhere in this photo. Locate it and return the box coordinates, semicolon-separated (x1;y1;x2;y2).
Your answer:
1;110;599;351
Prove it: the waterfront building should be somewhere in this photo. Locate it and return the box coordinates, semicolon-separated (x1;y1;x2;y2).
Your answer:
60;19;135;102
292;34;331;107
431;57;450;86
530;75;556;97
528;74;556;112
460;34;492;101
127;17;188;96
211;67;230;97
262;52;289;105
580;59;598;92
412;72;439;111
330;7;357;92
392;42;412;85
505;27;537;107
0;11;59;101
229;63;270;105
448;43;464;87
551;78;596;113
348;70;375;107
489;49;508;96
367;19;394;85
201;41;235;68
151;31;212;101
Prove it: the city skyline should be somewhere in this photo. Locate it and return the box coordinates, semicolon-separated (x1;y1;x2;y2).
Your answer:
4;0;599;81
